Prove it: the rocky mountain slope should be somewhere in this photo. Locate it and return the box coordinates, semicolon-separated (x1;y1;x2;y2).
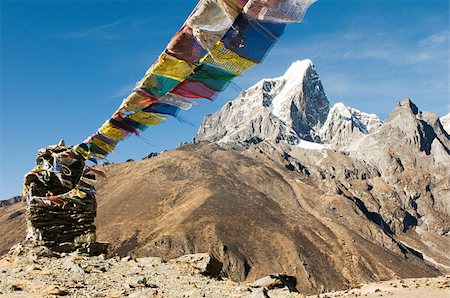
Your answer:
1;60;449;295
0;142;445;294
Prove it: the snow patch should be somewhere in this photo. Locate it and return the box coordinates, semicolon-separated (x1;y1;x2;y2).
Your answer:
281;59;313;81
440;112;450;133
297;140;328;150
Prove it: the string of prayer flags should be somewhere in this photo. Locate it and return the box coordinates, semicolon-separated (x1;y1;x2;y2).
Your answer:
73;0;317;160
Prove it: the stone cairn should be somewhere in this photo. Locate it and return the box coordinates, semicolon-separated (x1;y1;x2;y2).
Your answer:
23;141;107;255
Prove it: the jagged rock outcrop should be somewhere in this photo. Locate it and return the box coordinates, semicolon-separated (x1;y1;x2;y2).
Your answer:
196;60;450;240
347;98;450;235
195;60;329;145
0;196;23;207
318;103;382;149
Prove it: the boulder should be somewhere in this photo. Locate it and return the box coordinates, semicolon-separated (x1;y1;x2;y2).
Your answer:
170;253;223;278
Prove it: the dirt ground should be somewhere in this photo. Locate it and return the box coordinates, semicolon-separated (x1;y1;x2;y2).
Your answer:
309;276;450;298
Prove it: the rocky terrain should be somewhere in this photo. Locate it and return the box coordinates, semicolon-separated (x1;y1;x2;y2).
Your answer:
0;243;307;297
316;276;449;298
1;243;449;297
1;60;449;296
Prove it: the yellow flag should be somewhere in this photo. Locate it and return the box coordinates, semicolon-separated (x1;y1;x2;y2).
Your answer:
129;111;167;126
120;92;155;112
73;145;91;160
69;188;87;199
92;137;116;153
99;121;128;140
201;41;256;75
149;52;194;81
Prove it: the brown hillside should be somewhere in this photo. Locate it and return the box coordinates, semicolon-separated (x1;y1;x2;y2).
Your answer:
0;142;443;294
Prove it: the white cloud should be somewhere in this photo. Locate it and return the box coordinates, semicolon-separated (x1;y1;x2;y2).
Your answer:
57;17;162;41
419;30;449;47
60;18;132;40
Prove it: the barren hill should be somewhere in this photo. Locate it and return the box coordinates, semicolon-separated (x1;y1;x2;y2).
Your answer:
1;140;447;294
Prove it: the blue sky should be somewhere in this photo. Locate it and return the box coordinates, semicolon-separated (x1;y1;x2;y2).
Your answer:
1;0;449;199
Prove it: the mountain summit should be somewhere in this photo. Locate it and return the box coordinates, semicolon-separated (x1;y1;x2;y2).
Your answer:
195;60;329;145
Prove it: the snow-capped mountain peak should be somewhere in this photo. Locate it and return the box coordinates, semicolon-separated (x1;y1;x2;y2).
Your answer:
271;59;316;124
332;102;353;119
195;59;330;145
281;59;313;80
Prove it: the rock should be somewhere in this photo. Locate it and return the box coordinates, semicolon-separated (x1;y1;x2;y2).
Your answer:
440;112;450;134
245;287;269;298
251;274;297;292
142;152;160;160
0;196;23;207
318;102;382;150
137;257;164;267
63;258;85;275
8;284;23;292
267;287;302;298
183;289;206;298
125;276;157;289
350;97;450;234
121;256;131;262
47;286;69;296
128;288;160;297
170;253;223;278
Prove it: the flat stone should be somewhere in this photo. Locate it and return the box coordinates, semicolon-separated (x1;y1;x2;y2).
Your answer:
128;288;159;297
137;257;164;267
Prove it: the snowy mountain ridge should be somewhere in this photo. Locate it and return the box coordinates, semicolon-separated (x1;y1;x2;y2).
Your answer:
196;59;448;157
196;59;382;150
326;102;381;134
318;102;382;149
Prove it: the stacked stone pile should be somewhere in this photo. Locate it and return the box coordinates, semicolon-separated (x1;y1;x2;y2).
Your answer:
26;194;99;253
23;142;106;255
